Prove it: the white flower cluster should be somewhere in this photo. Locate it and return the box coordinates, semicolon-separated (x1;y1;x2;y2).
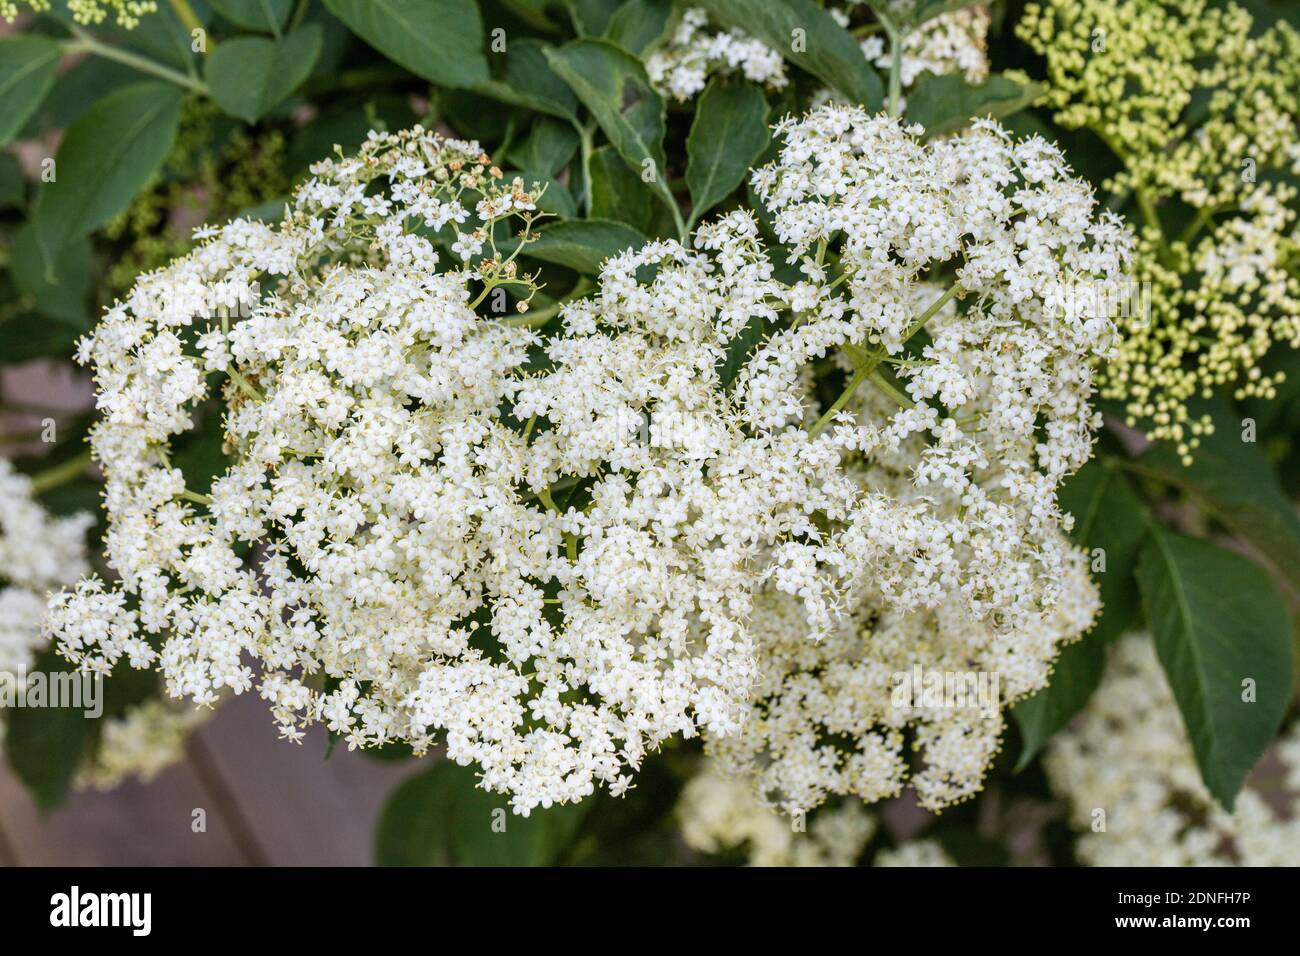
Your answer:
710;562;1098;814
677;761;955;866
77;698;211;791
874;839;955;866
701;106;1127;813
1046;635;1300;867
677;762;877;866
0;457;201;785
50;129;819;815
648;5;990;105
859;7;991;89
745;108;1128;626
646;7;788;101
49;109;1126;816
0;458;92;692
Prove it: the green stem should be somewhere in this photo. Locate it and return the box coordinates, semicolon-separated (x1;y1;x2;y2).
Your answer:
809;281;959;435
577;121;595;217
168;0;206;38
539;486;579;559
288;0;311;31
1134;190;1162;238
491;116;517;167
665;189;689;246
64;30;208;94
867;368;915;408
28;450;93;494
904;281;961;340
1135;189;1176;267
1177;205;1220;247
1087;122;1176;265
228;368;264;401
882;16;906;119
301;65;412;98
808;366;869;437
501;278;594;328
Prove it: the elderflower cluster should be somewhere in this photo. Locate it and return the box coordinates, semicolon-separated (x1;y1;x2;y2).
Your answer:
744;108;1128;627
0;458;92;755
1018;0;1300;452
0;0;156;27
0;459;93;692
859;6;991;88
48;129;831;816
49;107;1125;816
710;558;1099;813
1046;635;1300;866
77;698;211;790
875;839;955;866
678;764;876;866
677;762;955;866
700;106;1126;813
649;4;991;105
646;7;788;102
0;460;204;786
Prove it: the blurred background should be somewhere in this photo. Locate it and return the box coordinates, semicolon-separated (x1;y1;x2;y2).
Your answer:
0;689;421;865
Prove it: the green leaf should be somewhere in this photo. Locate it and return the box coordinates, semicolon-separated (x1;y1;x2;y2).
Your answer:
1011;633;1106;771
288;100;375;172
475;38;579;122
99;0;208;70
695;0;882;109
322;0;488;87
0;152;25;209
238;197;287;222
1134;400;1300;596
9;222;91;327
543;39;679;224
0;311;83;364
566;0;621;34
0;35;61;147
1057;459;1148;644
605;0;675;54
209;0;294;32
18;56;137;138
173;407;231;495
206;26;322;123
507;116;580;176
32;81;183;272
717;316;767;388
589;145;659;234
686;78;770;229
374;761;588;866
1136;527;1294;809
374;762;449;865
1003;455;1149;770
496;0;563;32
522;218;648;274
5;651;94;811
905;73;1042;140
